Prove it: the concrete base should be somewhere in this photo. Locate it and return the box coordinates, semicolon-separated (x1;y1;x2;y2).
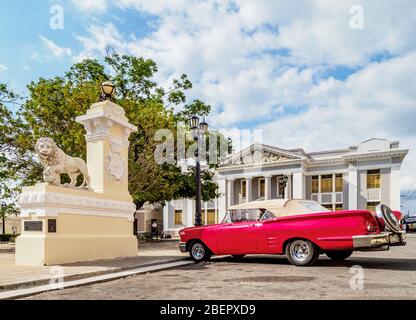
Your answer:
16;233;137;266
16;183;138;266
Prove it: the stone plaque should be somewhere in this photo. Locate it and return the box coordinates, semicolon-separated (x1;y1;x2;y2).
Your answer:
48;219;57;233
24;221;42;232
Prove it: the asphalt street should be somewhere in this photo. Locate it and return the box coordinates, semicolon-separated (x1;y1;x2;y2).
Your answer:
24;235;416;300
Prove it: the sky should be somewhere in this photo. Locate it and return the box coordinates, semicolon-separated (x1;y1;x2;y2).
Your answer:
0;0;416;212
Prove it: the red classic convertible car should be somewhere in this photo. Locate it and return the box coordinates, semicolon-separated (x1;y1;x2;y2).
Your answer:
179;199;406;266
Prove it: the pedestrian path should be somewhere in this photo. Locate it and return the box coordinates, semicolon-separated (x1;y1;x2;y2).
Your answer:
0;240;187;294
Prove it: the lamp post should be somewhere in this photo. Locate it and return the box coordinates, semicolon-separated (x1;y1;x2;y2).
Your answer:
278;175;289;199
100;81;116;101
189;116;208;227
1;202;6;235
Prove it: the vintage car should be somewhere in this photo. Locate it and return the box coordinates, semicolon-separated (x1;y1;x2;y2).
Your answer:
179;199;406;266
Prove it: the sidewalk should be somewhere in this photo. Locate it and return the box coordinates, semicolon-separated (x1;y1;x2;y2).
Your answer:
0;240;188;292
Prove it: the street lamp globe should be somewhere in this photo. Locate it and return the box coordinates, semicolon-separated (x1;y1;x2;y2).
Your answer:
1;202;6;210
100;81;115;100
199;119;208;134
189;115;199;130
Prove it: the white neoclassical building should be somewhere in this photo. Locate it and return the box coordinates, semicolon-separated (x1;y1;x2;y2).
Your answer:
163;138;408;235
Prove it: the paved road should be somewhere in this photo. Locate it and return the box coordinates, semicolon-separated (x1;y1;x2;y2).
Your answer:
24;235;416;300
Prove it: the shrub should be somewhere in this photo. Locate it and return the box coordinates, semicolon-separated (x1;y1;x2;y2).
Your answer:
0;234;20;242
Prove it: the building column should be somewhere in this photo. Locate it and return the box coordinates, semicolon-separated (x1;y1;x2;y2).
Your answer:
162;203;170;232
186;199;194;227
227;178;235;208
217;178;227;221
246;177;253;202
292;172;305;199
264;176;272;200
347;162;358;210
285;174;292;199
390;164;401;210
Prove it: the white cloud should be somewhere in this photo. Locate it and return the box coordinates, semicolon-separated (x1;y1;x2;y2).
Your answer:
71;0;108;12
39;35;72;57
75;23;124;61
74;0;416;190
0;64;7;72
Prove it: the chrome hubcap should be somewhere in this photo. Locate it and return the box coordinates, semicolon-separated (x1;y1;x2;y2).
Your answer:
290;240;310;262
191;243;205;260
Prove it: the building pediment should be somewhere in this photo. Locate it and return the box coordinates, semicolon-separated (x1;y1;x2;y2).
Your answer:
221;143;303;167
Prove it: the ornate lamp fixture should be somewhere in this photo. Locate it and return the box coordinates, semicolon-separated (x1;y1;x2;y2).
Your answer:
100;81;115;101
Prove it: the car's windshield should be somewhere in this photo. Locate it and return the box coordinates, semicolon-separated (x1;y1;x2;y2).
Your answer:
222;208;276;223
260;209;276;221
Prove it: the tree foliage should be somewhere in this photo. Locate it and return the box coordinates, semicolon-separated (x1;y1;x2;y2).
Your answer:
0;52;229;209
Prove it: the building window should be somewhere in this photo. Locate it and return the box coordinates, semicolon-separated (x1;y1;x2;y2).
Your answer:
174;210;182;225
367;201;380;212
311;175;319;193
258;178;265;198
206;209;216;225
241;179;246;196
335;203;343;211
322;204;333;210
367;169;381;189
335;174;343;192
321;174;333;193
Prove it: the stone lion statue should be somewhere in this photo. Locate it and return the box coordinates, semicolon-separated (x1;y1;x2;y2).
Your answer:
35;137;92;190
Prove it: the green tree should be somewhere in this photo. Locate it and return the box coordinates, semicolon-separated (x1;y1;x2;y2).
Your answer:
0;52;230;209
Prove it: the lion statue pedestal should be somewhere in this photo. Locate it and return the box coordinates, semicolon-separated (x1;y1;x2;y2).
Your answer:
15;99;138;266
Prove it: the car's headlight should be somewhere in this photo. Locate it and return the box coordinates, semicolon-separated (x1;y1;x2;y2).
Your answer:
179;231;186;236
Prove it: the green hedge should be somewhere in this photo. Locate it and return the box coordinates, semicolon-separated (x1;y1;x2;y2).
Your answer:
0;234;20;242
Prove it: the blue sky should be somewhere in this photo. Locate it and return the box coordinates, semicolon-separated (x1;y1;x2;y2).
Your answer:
0;0;156;97
1;0;416;210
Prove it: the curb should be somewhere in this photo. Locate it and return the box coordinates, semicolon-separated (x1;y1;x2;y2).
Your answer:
0;260;193;300
0;258;188;291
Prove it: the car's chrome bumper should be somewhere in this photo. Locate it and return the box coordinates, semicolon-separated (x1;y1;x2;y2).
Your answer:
179;242;187;253
353;231;406;249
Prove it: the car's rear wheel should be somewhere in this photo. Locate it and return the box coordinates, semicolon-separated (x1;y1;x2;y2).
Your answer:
325;250;353;261
189;241;211;263
231;254;246;260
286;239;319;266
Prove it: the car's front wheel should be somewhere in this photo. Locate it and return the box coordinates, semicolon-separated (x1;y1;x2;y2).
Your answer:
286;239;320;266
325;250;353;261
189;241;211;263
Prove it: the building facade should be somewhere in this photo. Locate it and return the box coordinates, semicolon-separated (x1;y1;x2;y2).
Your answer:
0;215;21;235
163;138;408;235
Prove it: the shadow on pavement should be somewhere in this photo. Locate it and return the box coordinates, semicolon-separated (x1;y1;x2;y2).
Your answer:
208;255;416;271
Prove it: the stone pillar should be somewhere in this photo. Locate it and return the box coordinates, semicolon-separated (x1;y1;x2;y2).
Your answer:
292;172;305;199
227;178;235;208
390;164;401;210
76;100;137;200
347;162;358;210
246;177;253;202
264;176;272;200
